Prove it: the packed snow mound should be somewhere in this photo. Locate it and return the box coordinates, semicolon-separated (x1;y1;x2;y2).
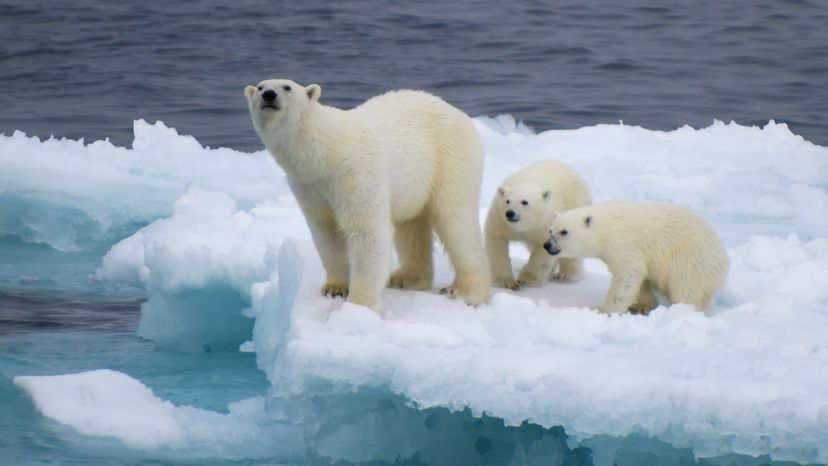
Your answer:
12;118;828;463
253;238;828;462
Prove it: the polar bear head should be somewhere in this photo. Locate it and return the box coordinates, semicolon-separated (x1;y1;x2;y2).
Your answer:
244;79;321;136
495;182;556;233
543;208;595;258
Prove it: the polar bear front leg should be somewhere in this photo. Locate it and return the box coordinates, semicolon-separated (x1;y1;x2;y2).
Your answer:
345;224;392;311
517;245;555;287
629;280;658;314
486;233;519;290
552;257;584;283
290;185;350;298
307;217;350;298
599;267;646;314
485;208;518;290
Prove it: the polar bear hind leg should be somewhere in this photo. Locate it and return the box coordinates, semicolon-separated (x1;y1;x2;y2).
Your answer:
668;284;712;311
431;175;489;305
389;211;434;290
433;193;491;305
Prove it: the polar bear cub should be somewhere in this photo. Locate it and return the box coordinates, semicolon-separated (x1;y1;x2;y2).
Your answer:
245;79;490;311
485;160;592;290
544;202;729;313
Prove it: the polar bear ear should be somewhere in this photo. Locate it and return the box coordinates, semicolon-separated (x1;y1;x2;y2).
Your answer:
497;187;506;197
306;84;321;102
584;215;593;228
244;85;257;100
541;190;551;201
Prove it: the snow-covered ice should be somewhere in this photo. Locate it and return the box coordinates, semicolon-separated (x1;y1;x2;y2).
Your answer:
6;116;828;463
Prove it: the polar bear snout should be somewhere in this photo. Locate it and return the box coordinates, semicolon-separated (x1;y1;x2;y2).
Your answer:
262;89;277;102
505;210;519;222
260;89;280;110
543;237;561;256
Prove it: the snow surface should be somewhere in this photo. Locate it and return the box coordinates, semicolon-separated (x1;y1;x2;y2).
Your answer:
7;117;828;463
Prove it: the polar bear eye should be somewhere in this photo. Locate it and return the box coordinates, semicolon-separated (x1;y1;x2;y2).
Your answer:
560;229;568;236
257;86;263;91
283;85;292;91
521;200;529;206
505;200;511;205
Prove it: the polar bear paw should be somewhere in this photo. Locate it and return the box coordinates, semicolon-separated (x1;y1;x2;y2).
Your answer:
551;271;582;283
440;277;490;306
516;272;541;288
320;283;349;298
493;278;520;291
627;303;654;315
439;286;459;298
388;271;431;290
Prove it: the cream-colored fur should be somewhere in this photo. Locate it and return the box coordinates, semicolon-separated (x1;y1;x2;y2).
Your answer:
485;160;591;290
245;79;490;311
545;201;729;313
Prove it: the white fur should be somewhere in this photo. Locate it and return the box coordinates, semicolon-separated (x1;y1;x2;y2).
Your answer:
245;79;490;310
545;201;729;313
485;160;592;289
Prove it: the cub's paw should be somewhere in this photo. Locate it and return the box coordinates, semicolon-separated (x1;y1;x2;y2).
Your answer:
438;286;458;298
551;271;582;283
516;272;540;288
492;278;520;291
320;283;349;298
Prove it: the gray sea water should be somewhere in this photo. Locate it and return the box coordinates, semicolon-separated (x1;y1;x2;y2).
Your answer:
1;0;827;151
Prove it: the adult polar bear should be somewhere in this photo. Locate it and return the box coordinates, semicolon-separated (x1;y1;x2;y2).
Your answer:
245;79;490;311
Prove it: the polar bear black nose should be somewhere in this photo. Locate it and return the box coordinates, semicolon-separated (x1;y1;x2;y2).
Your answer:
262;90;277;103
543;240;561;256
505;210;516;219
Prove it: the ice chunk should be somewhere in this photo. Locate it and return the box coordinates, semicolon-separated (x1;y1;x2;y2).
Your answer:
97;186;308;295
96;188;308;352
80;118;828;462
12;370;304;459
259;240;828;463
14;369;186;447
0;121;284;251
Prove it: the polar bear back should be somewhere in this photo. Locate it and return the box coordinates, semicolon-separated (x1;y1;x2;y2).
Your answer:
349;90;484;222
585;202;728;294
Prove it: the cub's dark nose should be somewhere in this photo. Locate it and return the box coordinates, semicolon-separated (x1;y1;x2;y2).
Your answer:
505;210;516;220
543;241;561;256
262;89;277;103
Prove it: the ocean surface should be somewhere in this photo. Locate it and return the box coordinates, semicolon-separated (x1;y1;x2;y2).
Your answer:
1;0;827;151
2;1;828;465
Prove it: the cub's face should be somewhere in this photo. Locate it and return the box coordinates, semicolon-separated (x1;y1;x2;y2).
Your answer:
496;183;552;233
244;79;321;130
544;211;594;258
